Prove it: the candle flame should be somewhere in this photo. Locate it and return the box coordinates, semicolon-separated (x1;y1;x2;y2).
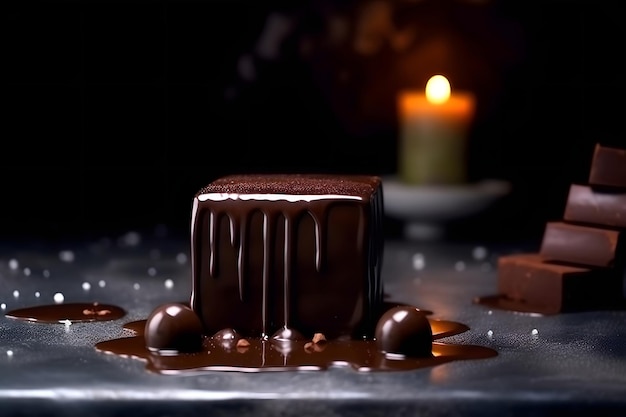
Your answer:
425;75;451;105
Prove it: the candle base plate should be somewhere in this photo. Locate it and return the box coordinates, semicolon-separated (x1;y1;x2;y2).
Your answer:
382;176;511;240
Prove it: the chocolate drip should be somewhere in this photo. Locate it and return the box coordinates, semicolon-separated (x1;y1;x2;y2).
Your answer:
282;214;294;330
371;189;384;322
309;210;325;272
208;210;218;278
236;212;246;300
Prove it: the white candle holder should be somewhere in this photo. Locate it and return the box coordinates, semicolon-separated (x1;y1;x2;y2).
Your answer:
382;176;511;240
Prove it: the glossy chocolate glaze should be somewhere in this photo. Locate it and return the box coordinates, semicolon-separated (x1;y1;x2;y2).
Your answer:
190;174;384;340
5;302;126;323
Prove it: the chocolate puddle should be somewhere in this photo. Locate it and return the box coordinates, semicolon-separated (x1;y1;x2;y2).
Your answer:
4;301;496;373
5;302;126;323
95;315;496;374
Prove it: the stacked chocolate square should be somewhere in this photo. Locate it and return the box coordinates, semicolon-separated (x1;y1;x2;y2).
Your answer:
497;143;626;314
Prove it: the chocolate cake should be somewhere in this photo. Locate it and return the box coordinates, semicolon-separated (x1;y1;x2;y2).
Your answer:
189;174;385;341
477;143;626;314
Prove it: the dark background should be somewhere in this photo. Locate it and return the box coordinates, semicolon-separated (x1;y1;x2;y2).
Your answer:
3;0;625;244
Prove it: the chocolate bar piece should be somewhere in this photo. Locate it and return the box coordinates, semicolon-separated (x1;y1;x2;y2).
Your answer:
588;143;626;188
563;183;626;229
190;174;384;340
540;221;625;268
497;253;621;314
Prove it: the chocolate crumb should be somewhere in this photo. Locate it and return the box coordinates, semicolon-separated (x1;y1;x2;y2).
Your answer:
312;333;327;344
83;306;111;316
236;339;250;347
236;338;250;354
304;341;327;353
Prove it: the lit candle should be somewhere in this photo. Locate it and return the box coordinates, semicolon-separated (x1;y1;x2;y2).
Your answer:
398;75;476;185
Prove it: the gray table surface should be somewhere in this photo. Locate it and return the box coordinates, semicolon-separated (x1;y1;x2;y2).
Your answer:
1;231;625;417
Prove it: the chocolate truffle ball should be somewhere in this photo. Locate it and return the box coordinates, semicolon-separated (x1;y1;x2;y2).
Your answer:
375;305;432;358
145;303;204;354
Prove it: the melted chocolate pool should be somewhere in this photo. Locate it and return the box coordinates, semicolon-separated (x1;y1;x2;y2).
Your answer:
5;302;126;323
5;301;496;373
91;303;496;374
93;305;496;374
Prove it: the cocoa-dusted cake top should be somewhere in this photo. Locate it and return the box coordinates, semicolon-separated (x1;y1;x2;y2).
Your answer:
196;174;381;199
